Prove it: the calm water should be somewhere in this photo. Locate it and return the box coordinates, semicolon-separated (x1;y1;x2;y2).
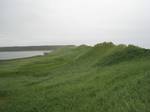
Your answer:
0;50;52;60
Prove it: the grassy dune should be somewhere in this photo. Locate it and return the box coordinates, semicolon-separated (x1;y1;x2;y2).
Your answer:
0;42;150;112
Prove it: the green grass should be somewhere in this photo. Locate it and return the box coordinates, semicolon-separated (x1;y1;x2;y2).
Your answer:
0;42;150;112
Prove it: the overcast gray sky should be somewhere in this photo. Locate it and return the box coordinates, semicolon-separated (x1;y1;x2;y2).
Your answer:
0;0;150;48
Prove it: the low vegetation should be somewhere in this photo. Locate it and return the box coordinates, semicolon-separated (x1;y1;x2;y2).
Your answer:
0;42;150;112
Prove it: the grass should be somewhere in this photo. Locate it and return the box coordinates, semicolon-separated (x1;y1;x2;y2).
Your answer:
0;42;150;112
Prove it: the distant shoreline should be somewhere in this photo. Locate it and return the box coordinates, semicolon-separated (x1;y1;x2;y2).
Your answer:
0;45;75;52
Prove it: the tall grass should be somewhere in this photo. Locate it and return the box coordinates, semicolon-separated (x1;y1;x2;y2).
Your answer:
0;42;150;112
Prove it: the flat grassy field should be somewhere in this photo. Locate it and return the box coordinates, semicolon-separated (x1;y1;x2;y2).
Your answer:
0;42;150;112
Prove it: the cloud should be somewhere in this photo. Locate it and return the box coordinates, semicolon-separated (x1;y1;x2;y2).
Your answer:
0;0;150;48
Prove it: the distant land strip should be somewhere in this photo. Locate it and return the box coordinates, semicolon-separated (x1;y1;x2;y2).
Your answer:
0;45;75;51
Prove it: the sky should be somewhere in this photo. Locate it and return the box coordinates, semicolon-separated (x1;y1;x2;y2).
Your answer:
0;0;150;48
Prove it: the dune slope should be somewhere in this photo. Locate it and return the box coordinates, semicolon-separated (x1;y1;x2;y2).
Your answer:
0;42;150;112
